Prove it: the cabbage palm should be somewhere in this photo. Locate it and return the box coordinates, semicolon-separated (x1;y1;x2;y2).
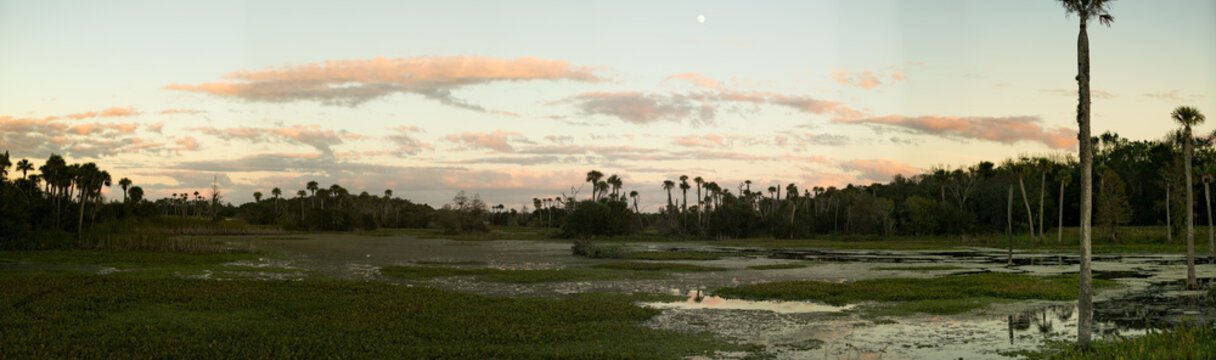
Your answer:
1057;0;1114;347
16;158;33;180
1202;170;1214;263
1056;171;1072;244
272;187;282;215
118;177;132;202
585;170;603;201
661;180;675;211
1171;105;1204;290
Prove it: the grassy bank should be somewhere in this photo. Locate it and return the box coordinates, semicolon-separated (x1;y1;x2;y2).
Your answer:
380;265;669;283
1012;326;1215;360
0;273;738;359
715;273;1119;315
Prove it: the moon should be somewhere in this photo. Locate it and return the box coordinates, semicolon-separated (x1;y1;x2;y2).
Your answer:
697;14;705;23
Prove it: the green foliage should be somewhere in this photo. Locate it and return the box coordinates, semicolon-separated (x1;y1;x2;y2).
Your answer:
0;274;739;359
1014;326;1215;360
1096;167;1132;241
561;200;638;238
715;273;1120;314
437;191;489;235
571;239;627;259
902;195;939;235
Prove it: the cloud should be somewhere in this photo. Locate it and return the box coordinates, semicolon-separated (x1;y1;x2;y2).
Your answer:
543;135;573;144
836;115;1077;149
556;73;858;125
164;56;605;110
0;114;175;159
160;109;207;115
839;159;921;183
673;134;727;148
385;126;431;155
444;130;527;153
192;124;349;155
1143;89;1203;102
831;68;907;90
64;106;139;120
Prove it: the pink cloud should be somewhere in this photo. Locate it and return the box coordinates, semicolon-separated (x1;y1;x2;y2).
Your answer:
192;124;350;155
673;134;727;148
64;106;138;120
445;130;527;153
385;126;431;155
840;159;921;183
159;109;207;115
164;55;606;110
836;115;1077;149
831;68;908;90
1143;89;1203;102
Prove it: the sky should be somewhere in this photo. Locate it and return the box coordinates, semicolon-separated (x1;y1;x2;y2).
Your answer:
2;0;1215;211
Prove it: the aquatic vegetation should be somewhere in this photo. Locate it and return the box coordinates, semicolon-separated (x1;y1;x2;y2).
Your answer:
379;265;665;283
872;265;968;271
592;261;725;272
746;263;812;270
716;273;1119;314
621;251;722;261
0;274;742;359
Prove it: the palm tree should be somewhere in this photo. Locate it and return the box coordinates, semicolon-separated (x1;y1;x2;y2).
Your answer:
16;159;33;180
253;191;263;203
629;190;640;213
1015;160;1037;244
606;174;622;200
307;181;319;208
297;190;307;221
694;176;704;226
662;180;675;212
679;175;690;214
272;187;282;215
118;177;132;202
586;170;603;201
1202;170;1214;263
1171;105;1204;290
1056;171;1073;244
1036;158;1053;243
0;151;9;182
128;186;144;203
1058;0;1114;347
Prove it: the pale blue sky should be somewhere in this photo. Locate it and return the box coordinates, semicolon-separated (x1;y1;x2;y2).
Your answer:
2;0;1214;208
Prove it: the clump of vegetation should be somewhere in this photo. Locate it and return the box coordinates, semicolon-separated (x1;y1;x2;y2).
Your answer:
592;261;724;272
0;273;743;359
1013;326;1215;360
571;239;627;258
747;263;811;270
716;273;1118;315
436;191;489;235
872;265;968;272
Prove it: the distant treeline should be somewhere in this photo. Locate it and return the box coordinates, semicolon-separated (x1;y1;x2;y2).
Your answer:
540;131;1216;241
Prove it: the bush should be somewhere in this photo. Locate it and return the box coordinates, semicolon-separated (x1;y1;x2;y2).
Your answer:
561;200;638;238
572;239;626;259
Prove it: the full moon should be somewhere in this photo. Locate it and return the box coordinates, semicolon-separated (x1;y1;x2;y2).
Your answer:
697;14;705;23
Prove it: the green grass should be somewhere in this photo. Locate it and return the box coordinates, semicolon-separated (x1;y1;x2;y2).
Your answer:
219;265;303;273
747;263;812;270
715;273;1119;315
412;260;487;265
0;274;744;359
872;265;968;272
379;265;666;283
0;249;259;269
1011;326;1216;360
621;251;722;260
591;261;725;272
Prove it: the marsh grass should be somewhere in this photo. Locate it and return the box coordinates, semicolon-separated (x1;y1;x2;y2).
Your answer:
413;260;487;265
621;251;722;260
1011;326;1216;360
715;273;1119;315
592;261;725;272
747;263;813;270
379;265;666;283
78;234;256;253
0;274;744;359
872;265;969;272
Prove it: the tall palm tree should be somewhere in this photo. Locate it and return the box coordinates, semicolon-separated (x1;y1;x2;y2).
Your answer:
678;176;690;214
661;180;675;212
585;170;603;201
253;191;263;203
629;190;640;213
118;177;132;202
1202;170;1214;263
16;159;33;180
1056;171;1073;244
307;181;319;208
1058;0;1114;346
297;190;307;221
272;187;282;215
0;151;9;182
606;174;622;200
1171;106;1204;290
694;176;704;226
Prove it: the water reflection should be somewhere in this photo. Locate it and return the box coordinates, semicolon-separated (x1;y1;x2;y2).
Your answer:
641;290;854;314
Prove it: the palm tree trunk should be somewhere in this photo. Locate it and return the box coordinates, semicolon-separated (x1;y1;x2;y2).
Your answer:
77;189;87;242
1008;185;1014;267
1205;182;1213;263
1039;172;1047;243
1167;186;1173;242
1075;15;1094;348
1058;181;1066;244
1184;129;1197;290
1018;175;1036;244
